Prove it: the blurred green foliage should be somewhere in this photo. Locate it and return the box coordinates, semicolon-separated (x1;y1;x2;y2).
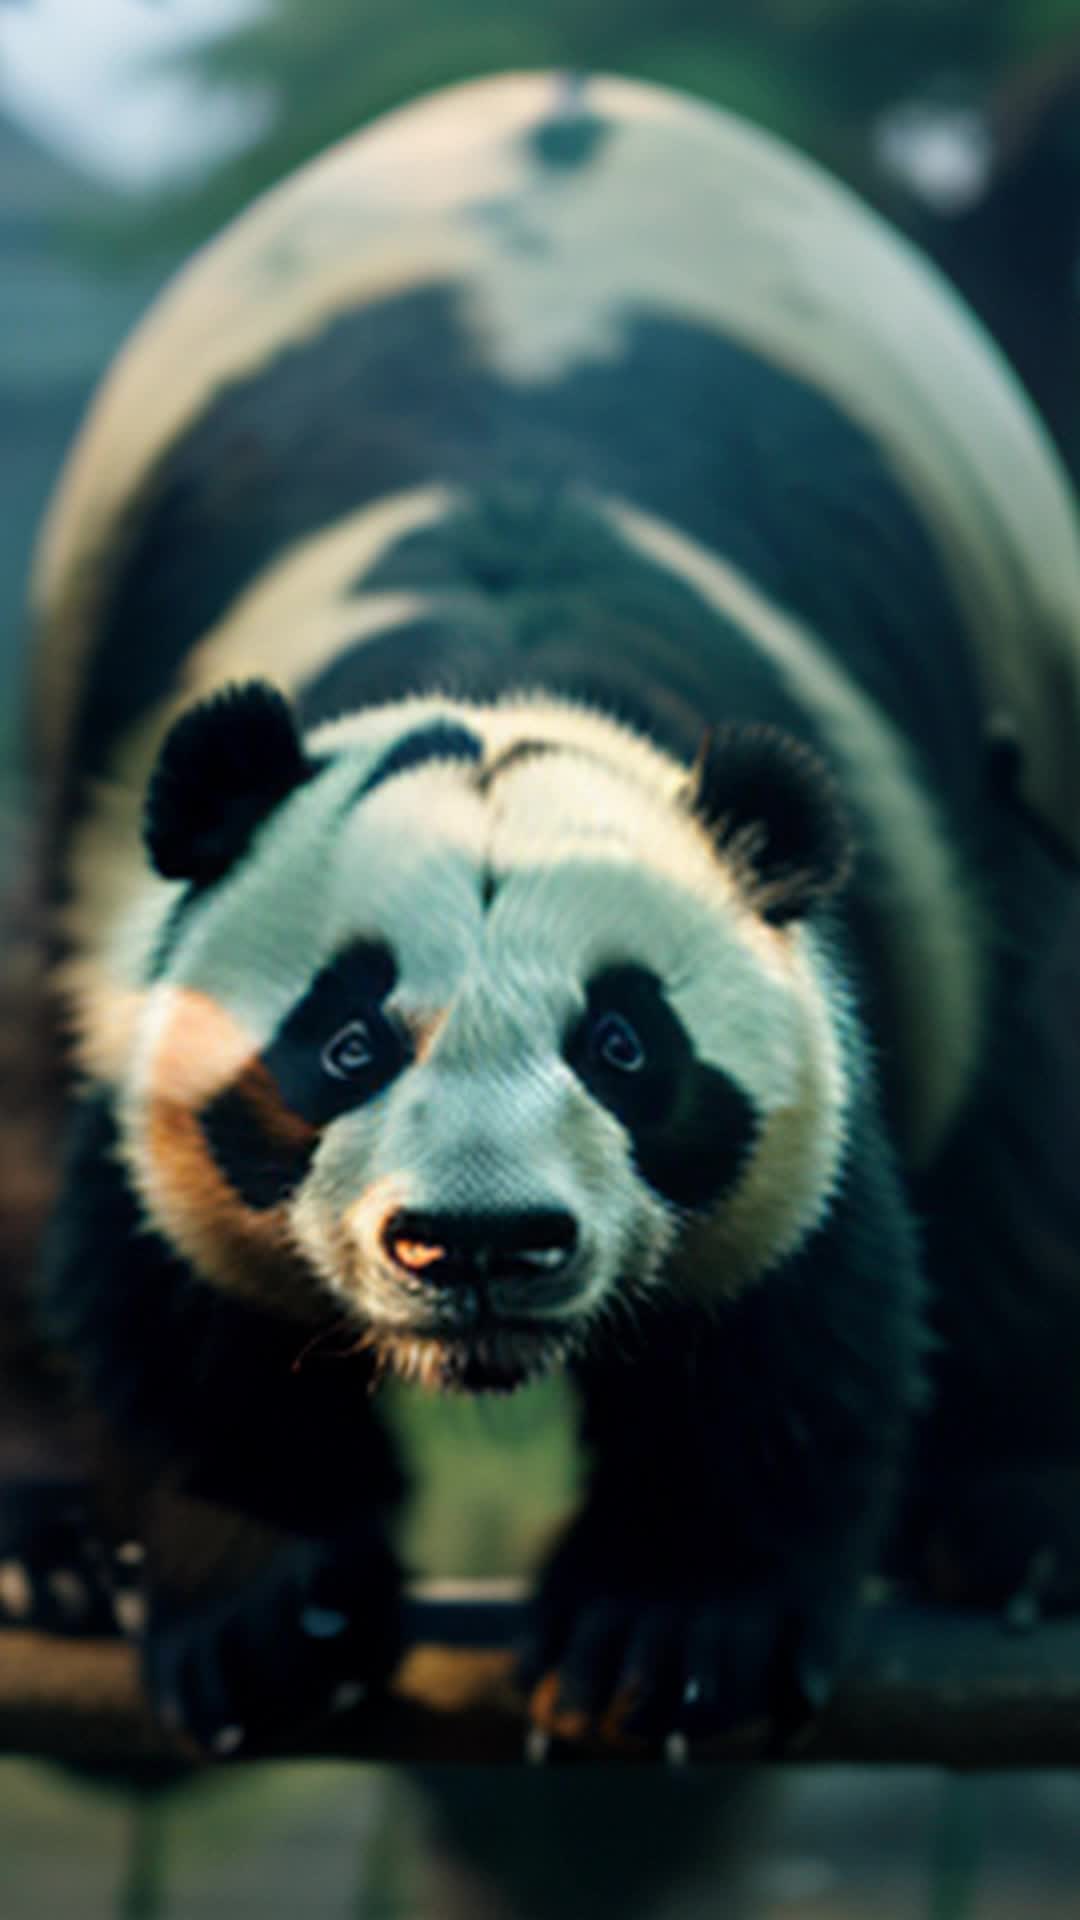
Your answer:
383;1374;579;1577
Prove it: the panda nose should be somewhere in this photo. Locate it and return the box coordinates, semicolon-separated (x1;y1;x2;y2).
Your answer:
382;1209;578;1287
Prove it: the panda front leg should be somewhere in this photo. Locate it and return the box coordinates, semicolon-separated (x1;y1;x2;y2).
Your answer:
521;1126;926;1746
135;1481;404;1756
38;1094;407;1754
121;1387;407;1754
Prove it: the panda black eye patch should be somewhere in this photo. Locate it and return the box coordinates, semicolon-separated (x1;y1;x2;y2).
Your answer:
260;939;406;1125
565;965;759;1210
201;941;406;1207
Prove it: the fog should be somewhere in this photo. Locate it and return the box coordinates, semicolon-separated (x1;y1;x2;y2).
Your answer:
0;0;263;186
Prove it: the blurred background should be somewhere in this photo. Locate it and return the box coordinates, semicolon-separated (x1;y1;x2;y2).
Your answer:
3;0;1080;1913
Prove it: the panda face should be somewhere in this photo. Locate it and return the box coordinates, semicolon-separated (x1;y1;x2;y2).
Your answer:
122;698;850;1393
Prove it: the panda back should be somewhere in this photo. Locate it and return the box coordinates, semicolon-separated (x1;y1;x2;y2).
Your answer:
31;71;1080;867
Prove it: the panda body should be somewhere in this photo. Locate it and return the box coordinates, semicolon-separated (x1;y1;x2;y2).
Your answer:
19;73;1080;1746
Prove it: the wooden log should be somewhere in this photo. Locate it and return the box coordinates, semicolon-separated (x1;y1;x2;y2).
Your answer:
2;1582;1080;1769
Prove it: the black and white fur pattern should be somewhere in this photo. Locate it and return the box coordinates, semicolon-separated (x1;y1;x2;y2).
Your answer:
14;72;1080;1753
127;690;853;1356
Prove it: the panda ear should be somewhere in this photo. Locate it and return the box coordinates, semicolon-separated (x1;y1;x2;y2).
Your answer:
687;724;853;924
144;681;315;884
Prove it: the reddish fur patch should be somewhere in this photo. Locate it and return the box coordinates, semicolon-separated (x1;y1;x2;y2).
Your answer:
140;989;319;1313
144;1094;315;1311
147;988;257;1107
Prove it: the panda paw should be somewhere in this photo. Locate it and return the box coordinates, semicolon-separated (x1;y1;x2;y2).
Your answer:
0;1478;119;1636
519;1540;860;1751
142;1531;402;1756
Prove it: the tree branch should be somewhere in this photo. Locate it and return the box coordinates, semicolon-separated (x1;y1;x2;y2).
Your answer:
2;1583;1080;1768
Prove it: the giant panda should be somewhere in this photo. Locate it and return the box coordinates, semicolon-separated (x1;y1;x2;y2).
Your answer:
7;69;1080;1754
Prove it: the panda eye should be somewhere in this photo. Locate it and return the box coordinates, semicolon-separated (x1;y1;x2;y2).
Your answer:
589;1010;646;1074
321;1019;375;1080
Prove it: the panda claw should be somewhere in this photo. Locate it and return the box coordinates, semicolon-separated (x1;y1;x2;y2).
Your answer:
0;1482;121;1635
0;1559;33;1621
115;1587;148;1638
142;1531;401;1750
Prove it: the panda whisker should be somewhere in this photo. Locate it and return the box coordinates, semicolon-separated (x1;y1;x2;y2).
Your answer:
585;1277;648;1362
344;1327;403;1392
289;1312;363;1373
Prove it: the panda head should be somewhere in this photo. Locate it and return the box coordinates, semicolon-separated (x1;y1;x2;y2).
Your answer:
124;680;853;1394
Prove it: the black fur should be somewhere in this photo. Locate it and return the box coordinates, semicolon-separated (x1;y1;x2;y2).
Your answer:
145;681;315;884
39;1096;405;1538
690;725;853;924
565;965;759;1211
359;720;484;800
144;1520;403;1755
200;1088;316;1211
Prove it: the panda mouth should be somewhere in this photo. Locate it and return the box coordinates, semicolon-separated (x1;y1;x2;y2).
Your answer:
366;1320;577;1395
